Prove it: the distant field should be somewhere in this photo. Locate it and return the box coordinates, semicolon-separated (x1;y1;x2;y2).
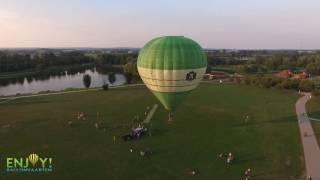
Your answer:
307;96;320;145
0;83;303;180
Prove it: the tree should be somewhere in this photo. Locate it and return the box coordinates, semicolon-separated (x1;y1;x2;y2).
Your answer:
206;66;212;73
123;61;138;75
124;72;133;84
102;84;109;90
123;61;138;84
278;79;299;90
306;63;320;75
108;72;116;84
83;74;91;88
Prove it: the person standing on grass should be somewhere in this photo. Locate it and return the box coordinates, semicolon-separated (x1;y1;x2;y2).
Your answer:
227;156;231;164
227;152;234;164
113;136;116;143
244;168;252;180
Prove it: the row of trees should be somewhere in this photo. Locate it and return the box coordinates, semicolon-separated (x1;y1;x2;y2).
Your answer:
232;64;267;74
0;52;93;72
82;72;117;89
95;53;137;66
232;75;317;92
0;51;138;73
2;50;320;74
206;50;320;75
230;54;320;75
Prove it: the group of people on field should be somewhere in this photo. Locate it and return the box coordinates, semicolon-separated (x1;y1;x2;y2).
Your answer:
218;152;254;179
218;152;234;165
131;124;145;137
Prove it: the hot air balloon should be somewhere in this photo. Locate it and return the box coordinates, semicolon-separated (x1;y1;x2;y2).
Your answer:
137;36;207;121
28;153;39;167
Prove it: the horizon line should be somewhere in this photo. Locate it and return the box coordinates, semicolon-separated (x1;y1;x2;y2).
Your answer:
0;47;320;51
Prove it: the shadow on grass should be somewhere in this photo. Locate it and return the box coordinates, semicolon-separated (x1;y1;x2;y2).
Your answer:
234;153;266;164
232;115;297;128
149;128;169;137
308;110;320;119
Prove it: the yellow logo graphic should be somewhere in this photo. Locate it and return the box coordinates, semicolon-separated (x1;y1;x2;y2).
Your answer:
28;153;39;167
6;153;53;172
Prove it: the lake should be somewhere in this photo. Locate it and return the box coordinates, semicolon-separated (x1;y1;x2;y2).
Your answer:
0;68;126;96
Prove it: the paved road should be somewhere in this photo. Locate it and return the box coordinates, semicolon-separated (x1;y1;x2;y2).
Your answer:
296;93;320;179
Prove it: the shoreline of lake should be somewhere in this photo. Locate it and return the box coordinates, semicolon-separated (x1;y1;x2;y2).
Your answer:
0;67;126;96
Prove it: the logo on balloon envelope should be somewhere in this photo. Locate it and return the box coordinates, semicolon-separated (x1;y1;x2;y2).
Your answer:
5;153;53;173
186;71;197;81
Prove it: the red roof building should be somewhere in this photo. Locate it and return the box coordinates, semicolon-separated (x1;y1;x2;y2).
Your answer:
276;70;293;78
276;69;309;79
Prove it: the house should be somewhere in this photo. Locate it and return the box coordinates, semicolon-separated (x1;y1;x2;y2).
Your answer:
276;69;309;80
276;70;293;78
292;72;309;80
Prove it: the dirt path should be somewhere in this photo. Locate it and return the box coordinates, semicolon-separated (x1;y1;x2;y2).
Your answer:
296;93;320;179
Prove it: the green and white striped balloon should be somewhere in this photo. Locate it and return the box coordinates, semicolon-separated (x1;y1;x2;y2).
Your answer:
137;36;207;112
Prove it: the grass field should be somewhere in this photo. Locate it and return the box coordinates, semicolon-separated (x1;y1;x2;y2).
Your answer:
307;96;320;145
0;83;303;180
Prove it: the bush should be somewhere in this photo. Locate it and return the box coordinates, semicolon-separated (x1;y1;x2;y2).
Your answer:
306;63;320;75
299;80;315;92
234;77;242;84
260;77;273;88
108;72;116;84
124;72;133;84
82;74;91;88
312;89;320;96
278;79;299;90
271;77;283;87
234;75;317;93
102;84;109;90
243;77;251;85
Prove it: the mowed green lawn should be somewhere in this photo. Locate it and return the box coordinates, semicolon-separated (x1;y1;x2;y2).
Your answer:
0;83;303;180
307;96;320;145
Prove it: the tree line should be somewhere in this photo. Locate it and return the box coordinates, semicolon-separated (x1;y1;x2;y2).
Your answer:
2;50;320;75
231;75;319;95
205;51;320;75
231;54;320;75
0;51;138;73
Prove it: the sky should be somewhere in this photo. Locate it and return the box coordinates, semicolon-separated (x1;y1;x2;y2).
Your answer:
1;0;320;49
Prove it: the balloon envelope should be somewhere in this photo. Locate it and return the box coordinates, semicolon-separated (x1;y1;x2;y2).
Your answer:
137;36;207;111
